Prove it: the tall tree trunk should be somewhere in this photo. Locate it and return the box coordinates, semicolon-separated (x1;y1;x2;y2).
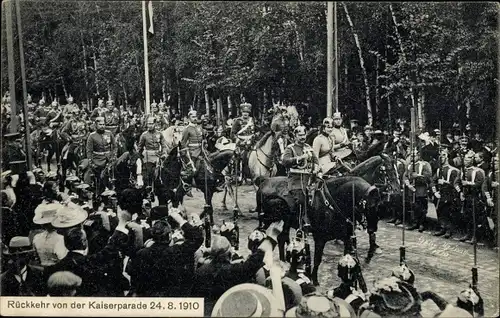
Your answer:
61;77;68;99
389;4;416;110
227;95;233;119
204;90;210;117
343;3;372;125
162;75;167;102
216;97;222;127
177;78;181;116
375;55;380;121
91;35;99;96
80;29;90;104
122;82;127;104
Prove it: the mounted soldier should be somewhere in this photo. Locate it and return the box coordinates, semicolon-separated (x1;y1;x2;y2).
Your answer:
482;153;498;248
104;99;120;134
180;109;204;178
46;100;63;129
138;116;168;190
231;102;255;182
330;112;352;159
27;94;37;113
34;96;49;123
281;125;320;229
62;94;79;118
271;104;291;157
90;98;108;120
312;117;336;175
85;117;116;196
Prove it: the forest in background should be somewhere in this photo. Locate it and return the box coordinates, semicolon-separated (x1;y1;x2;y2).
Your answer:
1;1;498;136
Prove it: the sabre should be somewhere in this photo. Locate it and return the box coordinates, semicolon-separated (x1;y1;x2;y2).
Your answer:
400;185;406;265
351;183;368;293
471;198;478;290
410;107;416;219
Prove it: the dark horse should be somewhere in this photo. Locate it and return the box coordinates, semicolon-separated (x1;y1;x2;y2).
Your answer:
154;145;186;208
258;175;380;285
60;138;86;187
36;128;65;172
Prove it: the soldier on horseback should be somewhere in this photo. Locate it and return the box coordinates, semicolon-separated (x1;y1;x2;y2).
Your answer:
90;98;107;120
180;109;204;179
138;116;168;190
104;99;120;134
62;95;79;117
85;117;116;195
330;112;352;160
46;100;63;128
60;113;86;174
231;102;255;182
282;125;320;230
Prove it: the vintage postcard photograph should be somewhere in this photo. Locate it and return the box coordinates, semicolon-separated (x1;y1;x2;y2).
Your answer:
1;1;499;317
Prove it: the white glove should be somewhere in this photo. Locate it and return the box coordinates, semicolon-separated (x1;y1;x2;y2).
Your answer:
492;181;498;188
438;178;445;185
487;198;494;207
137;175;144;188
460;192;465;201
408;185;416;192
434;192;441;199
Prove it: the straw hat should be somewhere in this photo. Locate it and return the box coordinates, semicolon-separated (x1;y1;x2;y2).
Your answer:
3;236;35;256
212;283;281;317
33;202;64;225
51;202;88;228
285;295;356;317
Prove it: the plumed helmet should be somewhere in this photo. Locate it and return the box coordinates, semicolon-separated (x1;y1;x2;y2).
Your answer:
333;112;342;120
240;102;252;113
464;150;475;160
158;100;166;107
27;94;32;103
151;100;157;108
106;99;114;106
285;237;306;264
188;109;197;117
98;99;104;107
67;94;74;103
368;277;422;316
247;229;266;252
294;125;307;135
51;101;58;107
456;287;484;317
323;117;334;127
39;97;46;106
337;254;360;282
220;221;238;248
391;264;415;285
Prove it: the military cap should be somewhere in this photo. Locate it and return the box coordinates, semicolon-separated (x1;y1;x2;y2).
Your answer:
294;125;307;135
240;103;252;113
364;125;373;131
101;189;116;197
151;205;169;221
3;132;21;140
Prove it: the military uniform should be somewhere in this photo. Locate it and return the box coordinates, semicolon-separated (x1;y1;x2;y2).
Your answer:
404;158;432;231
230;116;254;147
138;130;168;188
61;120;85;162
482;168;498;246
90;106;108;120
181;122;204;161
432;163;461;237
104;109;120;134
85;129;116;194
46;108;63;128
62;103;79;117
459;163;486;242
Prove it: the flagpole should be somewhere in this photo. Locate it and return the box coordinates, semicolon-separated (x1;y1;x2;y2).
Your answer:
142;1;151;115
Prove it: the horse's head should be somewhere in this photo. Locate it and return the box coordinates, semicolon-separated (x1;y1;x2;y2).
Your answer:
377;153;401;197
211;149;234;172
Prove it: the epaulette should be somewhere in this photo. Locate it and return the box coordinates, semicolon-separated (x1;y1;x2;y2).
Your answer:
286;143;295;149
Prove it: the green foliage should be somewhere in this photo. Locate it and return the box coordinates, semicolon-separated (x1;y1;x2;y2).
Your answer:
1;2;497;133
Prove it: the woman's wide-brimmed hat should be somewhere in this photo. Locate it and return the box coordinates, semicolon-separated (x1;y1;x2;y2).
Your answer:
212;283;281;317
33;202;64;225
285;295;356;317
51;202;88;228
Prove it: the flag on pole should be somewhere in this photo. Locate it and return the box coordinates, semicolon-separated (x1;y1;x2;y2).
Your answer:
146;1;154;35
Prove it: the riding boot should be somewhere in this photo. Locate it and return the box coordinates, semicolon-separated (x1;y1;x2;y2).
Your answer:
367;232;382;258
303;209;311;232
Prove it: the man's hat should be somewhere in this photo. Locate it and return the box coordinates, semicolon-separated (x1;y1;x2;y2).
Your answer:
47;271;82;292
188;109;197;117
3;132;21;140
240;103;252;113
101;189;116;197
33;202;64;225
9;160;27;175
51;101;58;107
151;205;169;221
332;112;342;120
367;277;422;316
391;264;416;285
171;229;185;245
3;236;35;256
212;283;281;317
364;125;373;131
373;130;383;135
434;129;441;135
285;295;356;318
51;202;88;228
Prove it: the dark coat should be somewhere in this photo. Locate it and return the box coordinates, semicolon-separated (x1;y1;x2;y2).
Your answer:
192;249;266;316
128;222;203;297
1;265;46;296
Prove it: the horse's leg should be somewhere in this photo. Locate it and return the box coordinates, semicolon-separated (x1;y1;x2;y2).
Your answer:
222;185;228;211
46;148;53;172
204;188;214;224
312;236;326;286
